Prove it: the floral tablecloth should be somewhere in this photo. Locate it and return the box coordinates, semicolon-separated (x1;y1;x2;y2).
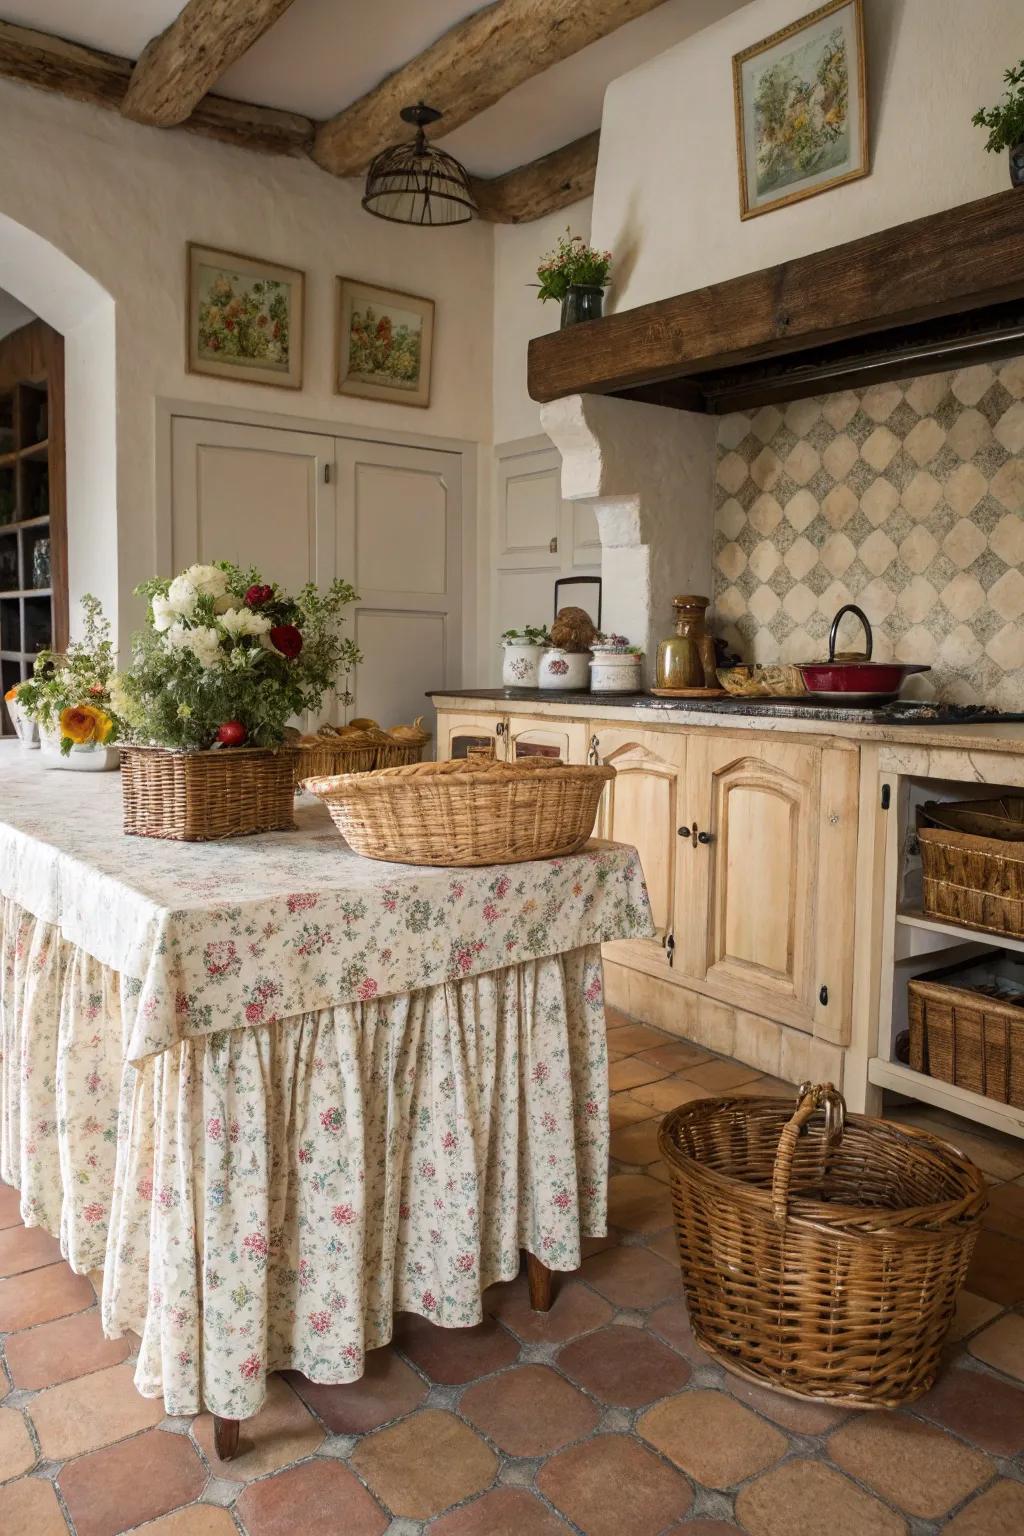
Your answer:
0;747;653;1416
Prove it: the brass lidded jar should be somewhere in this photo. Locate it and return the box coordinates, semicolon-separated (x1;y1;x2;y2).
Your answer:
656;594;715;690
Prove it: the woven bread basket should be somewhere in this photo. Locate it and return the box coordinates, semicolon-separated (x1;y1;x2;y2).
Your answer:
660;1083;986;1408
121;744;298;840
304;755;614;866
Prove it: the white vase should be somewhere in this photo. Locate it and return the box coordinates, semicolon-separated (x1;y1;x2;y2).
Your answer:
590;650;643;693
538;648;591;691
39;727;120;772
501;641;546;688
6;697;39;748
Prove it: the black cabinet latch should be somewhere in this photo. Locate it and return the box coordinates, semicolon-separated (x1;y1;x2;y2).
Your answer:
880;783;891;810
819;984;829;1007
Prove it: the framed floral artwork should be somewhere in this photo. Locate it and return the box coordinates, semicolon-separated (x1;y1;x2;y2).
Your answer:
187;244;304;388
335;277;434;408
733;0;868;220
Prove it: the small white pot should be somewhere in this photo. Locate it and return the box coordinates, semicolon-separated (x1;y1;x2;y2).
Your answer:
538;648;591;691
501;641;546;688
39;727;120;772
590;651;643;693
6;696;39;748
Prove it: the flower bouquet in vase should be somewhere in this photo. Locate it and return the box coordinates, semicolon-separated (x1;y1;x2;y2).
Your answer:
117;562;359;839
14;595;122;770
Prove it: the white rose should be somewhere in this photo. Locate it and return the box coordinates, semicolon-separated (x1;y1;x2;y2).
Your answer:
151;594;177;632
166;574;198;617
183;563;228;601
164;622;192;652
187;625;224;669
219;607;271;638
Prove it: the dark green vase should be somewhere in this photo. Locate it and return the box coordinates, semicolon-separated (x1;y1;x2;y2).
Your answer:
560;284;604;328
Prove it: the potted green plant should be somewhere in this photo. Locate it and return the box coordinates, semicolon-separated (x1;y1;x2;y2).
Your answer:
590;633;644;694
117;561;360;838
500;624;550;687
536;228;613;328
973;60;1024;185
16;595;123;770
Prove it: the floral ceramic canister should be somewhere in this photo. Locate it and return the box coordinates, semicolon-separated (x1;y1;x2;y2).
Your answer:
500;627;550;687
590;643;643;693
538;647;591;690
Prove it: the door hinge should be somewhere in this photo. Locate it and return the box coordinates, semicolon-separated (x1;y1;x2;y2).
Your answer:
665;931;675;968
323;463;332;484
880;783;891;811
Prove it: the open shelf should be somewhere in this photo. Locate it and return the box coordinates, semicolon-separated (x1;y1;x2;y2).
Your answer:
869;1057;1024;1140
896;907;1024;956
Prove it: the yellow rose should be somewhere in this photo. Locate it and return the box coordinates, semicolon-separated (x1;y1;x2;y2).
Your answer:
60;703;114;745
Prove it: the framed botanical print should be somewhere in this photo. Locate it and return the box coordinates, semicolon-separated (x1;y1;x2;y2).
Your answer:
335;277;434;408
187;244;304;388
733;0;868;220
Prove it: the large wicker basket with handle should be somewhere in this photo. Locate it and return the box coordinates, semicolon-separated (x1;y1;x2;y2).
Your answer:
304;755;614;866
121;744;298;840
659;1084;986;1408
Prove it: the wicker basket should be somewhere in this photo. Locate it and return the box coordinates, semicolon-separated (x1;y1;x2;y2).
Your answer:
918;798;1024;939
292;718;431;787
909;954;1024;1108
660;1084;986;1408
304;756;614;866
121;744;298;841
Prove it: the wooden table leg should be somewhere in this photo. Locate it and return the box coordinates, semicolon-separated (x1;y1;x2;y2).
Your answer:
526;1252;554;1312
213;1415;240;1461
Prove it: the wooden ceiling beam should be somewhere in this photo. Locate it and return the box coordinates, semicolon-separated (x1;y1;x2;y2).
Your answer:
0;20;313;156
122;0;299;128
313;0;668;178
472;130;598;223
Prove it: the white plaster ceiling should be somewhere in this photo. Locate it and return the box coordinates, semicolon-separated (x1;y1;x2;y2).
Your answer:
4;0;747;176
0;286;34;339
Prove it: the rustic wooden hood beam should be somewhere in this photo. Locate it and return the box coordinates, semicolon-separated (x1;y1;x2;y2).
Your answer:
527;190;1024;413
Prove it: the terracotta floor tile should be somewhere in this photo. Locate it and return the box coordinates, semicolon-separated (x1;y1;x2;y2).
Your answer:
948;1289;1002;1342
537;1432;691;1536
888;1108;1024;1181
916;1364;1024;1454
0;1223;63;1277
351;1408;497;1519
639;1388;786;1487
965;1229;1024;1306
644;1227;680;1261
609;1117;664;1166
679;1058;762;1091
728;1075;798;1098
0;1261;94;1331
0;1405;36;1480
607;1173;674;1234
0;1182;22;1230
393;1313;519;1383
627;1077;709;1114
982;1180;1024;1240
557;1323;691;1407
722;1372;849;1434
968;1313;1024;1380
736;1459;906;1536
58;1426;206;1536
580;1243;680;1308
945;1480;1024;1535
608;1057;671;1093
580;1231;617;1259
635;1042;714;1072
667;1524;737;1535
5;1308;131;1389
647;1300;713;1366
486;1276;613;1344
285;1349;427;1433
606;1022;670;1054
124;1509;237;1536
461;1363;599;1456
610;1095;659;1129
828;1410;993;1519
192;1375;324;1482
0;1477;69;1536
236;1457;387;1536
27;1361;164;1460
427;1487;570;1534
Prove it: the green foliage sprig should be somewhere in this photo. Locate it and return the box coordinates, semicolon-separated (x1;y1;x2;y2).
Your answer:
535;229;612;304
973;61;1024;153
16;595;122;753
501;625;551;645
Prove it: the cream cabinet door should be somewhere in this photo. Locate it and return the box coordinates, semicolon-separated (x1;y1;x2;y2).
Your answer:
589;726;687;977
436;711;507;761
507;715;588;763
678;738;829;1030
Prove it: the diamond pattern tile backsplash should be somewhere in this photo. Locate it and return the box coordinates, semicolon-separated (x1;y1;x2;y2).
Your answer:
712;358;1024;707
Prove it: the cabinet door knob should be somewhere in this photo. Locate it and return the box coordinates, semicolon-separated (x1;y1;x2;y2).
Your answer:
697;830;713;845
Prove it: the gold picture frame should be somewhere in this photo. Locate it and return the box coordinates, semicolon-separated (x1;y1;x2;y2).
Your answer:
733;0;869;220
335;277;434;408
187;243;304;388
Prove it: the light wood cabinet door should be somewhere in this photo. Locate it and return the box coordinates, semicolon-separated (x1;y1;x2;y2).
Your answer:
589;725;687;978
436;711;507;761
507;715;588;763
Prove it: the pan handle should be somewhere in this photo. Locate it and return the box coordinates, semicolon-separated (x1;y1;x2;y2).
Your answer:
828;603;872;662
554;576;602;629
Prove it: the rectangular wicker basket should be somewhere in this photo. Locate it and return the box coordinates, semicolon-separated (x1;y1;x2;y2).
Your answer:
121;744;298;841
909;953;1024;1108
918;797;1024;939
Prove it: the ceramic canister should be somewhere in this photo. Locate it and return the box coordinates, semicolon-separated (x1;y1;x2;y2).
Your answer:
538;648;591;690
501;642;546;687
590;651;643;693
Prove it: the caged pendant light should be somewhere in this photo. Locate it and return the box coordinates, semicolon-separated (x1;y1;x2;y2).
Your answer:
362;103;477;226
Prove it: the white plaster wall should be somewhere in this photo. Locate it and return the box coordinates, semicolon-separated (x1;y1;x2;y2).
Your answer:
594;0;1018;311
0;80;494;645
